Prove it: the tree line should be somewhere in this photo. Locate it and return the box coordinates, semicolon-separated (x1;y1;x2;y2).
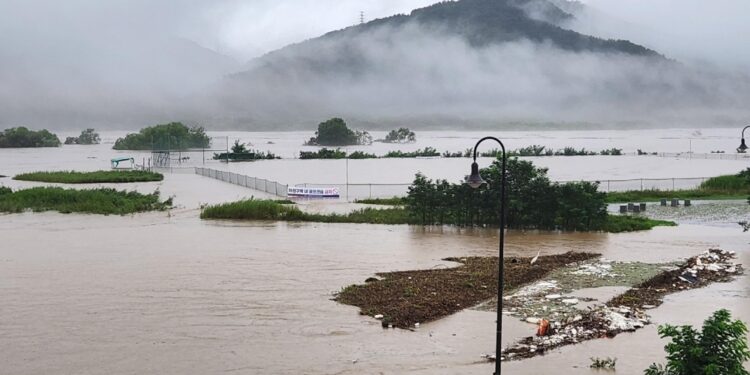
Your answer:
404;158;608;231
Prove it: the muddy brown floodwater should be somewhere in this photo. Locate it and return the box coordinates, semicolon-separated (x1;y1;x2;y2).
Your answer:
1;206;748;374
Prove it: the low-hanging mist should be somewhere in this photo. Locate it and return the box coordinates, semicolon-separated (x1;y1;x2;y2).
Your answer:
205;19;750;129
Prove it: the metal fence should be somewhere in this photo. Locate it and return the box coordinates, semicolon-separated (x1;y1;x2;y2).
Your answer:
644;152;750;161
297;176;720;200
195;167;288;197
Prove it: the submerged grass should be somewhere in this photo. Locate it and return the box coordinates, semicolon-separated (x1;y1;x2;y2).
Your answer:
14;170;164;184
202;200;675;232
354;197;406;206
0;187;171;215
200;199;409;224
604;215;677;233
606;172;750;203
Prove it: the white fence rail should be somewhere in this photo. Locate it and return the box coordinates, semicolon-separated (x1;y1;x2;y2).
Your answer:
195;167;288;197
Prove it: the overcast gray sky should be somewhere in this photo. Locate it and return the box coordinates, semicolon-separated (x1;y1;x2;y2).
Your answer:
1;0;748;64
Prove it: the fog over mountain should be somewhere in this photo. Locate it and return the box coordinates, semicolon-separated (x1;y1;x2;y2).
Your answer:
1;0;749;129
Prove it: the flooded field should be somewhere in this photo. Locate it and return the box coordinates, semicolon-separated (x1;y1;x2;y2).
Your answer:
1;129;749;374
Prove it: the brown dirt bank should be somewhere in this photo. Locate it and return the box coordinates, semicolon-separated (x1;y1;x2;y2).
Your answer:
335;252;599;329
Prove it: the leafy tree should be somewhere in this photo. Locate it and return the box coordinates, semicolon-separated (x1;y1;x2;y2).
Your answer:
305;118;371;146
0;127;61;148
113;122;209;150
231;140;248;154
402;157;609;231
645;309;749;375
65;128;100;145
383;128;416;143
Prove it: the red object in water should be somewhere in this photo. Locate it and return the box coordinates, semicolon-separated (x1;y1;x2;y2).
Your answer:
537;319;550;336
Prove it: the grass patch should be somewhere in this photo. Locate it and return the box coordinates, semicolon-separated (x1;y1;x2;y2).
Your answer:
0;187;171;215
604;215;677;233
606;189;748;203
354;197;406;206
202;200;674;233
14;170;164;184
606;171;750;203
200;199;410;224
335;252;599;328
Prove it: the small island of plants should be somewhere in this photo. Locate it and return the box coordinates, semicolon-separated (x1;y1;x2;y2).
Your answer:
14;170;164;184
64;128;100;145
113;122;209;150
0;127;61;148
0;186;171;215
305;118;372;146
378;128;416;143
201;158;675;233
213;140;279;161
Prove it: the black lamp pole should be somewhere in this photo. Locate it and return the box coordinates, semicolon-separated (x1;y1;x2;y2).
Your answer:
738;126;750;153
465;136;506;375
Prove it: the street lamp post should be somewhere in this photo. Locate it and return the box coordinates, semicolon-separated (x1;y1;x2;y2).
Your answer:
465;136;506;375
738;126;750;153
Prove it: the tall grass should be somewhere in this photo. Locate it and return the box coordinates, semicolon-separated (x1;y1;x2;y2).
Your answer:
604;215;677;233
700;174;748;191
606;172;750;203
201;199;411;224
14;170;164;184
201;199;671;232
0;187;171;214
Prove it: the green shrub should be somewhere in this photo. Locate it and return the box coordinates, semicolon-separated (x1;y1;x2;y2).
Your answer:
701;174;749;192
381;128;416;143
65;128;100;145
645;309;749;375
384;147;440;158
605;215;676;233
0;127;61;148
14;170;163;184
305;118;371;146
113;122;209;150
0;187;171;215
0;186;11;196
299;148;347;159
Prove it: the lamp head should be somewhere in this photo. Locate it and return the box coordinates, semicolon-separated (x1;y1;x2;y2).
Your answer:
739;138;748;153
465;162;485;189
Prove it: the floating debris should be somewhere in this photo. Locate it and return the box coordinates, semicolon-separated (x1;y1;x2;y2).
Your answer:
497;248;743;362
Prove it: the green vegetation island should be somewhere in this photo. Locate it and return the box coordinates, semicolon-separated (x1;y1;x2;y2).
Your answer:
305;118;372;146
0;186;171;215
14;170;163;184
113;122;209;150
201;158;676;233
298;145;624;160
606;168;750;203
213;140;279;161
64;128;100;145
377;128;416;143
0;127;61;148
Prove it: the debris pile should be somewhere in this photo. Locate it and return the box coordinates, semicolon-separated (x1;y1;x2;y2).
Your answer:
496;248;743;362
500;305;650;361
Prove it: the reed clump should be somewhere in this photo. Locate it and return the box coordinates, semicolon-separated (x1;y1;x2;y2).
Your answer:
14;170;164;184
0;187;171;215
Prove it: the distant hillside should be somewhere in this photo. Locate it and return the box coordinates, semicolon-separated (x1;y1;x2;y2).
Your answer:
203;0;750;129
237;0;660;77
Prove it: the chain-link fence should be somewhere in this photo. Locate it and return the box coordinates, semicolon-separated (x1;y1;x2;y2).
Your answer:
195;167;288;197
296;176;718;200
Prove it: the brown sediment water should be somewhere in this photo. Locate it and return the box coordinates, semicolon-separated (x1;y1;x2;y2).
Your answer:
1;208;748;374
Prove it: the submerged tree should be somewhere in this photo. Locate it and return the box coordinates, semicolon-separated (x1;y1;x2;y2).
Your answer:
305;118;371;146
65;128;100;145
645;309;749;375
382;128;416;143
